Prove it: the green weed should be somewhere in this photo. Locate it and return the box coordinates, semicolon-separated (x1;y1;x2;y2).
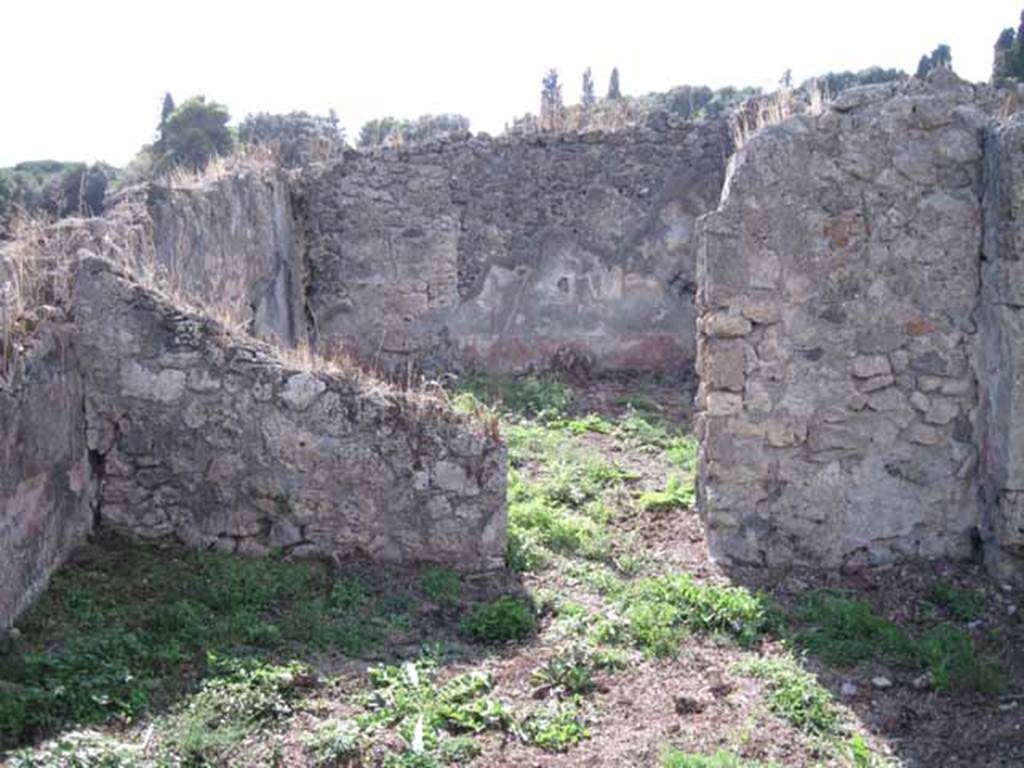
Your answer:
918;623;1005;693
456;374;571;418
620;574;771;656
164;655;307;762
614;407;677;450
842;733;897;768
438;734;482;764
517;697;589;751
637;475;694;512
613;393;663;414
420;567;462;607
9;730;148;768
460;596;535;643
795;592;1004;694
303;719;363;767
795;593;917;667
737;655;840;737
927;579;987;623
665;435;698;470
0;540;425;749
547;413;615;435
660;747;782;768
358;660;509;764
530;647;596;695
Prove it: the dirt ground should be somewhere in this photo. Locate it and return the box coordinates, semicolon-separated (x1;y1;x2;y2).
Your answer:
3;375;1022;768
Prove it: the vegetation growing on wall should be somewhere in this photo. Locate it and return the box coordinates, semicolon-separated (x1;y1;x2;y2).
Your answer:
356;113;471;148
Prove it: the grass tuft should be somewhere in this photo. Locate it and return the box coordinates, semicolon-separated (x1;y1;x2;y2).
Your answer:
660;747;782;768
918;623;1005;693
795;593;917;667
927;579;987;623
737;655;840;737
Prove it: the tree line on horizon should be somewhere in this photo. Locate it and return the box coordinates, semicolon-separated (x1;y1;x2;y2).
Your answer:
5;8;1024;237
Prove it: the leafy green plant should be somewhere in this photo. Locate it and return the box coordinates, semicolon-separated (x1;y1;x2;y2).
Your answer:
614;408;677;450
842;734;896;768
420;567;462;607
530;646;596;694
918;623;1004;693
303;719;363;766
456;374;571;418
927;579;987;623
796;592;1004;694
795;593;918;667
637;475;694;512
165;655;307;761
460;596;535;643
9;730;148;768
547;413;615;435
619;574;770;656
665;436;697;470
737;655;839;737
438;735;481;764
518;697;589;751
357;660;509;765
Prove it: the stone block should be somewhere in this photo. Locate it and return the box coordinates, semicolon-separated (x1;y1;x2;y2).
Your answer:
706;392;743;416
703;311;752;338
851;355;892;378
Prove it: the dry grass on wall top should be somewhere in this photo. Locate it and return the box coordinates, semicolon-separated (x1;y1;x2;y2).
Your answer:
0;212;81;383
157;145;278;191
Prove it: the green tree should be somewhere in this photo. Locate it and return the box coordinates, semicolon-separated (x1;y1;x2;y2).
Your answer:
357;116;402;148
993;10;1024;79
917;44;953;78
356;114;468;148
994;28;1016;78
607;67;621;100
239;111;345;165
931;44;952;70
160;93;175;128
153;96;234;173
581;67;596;107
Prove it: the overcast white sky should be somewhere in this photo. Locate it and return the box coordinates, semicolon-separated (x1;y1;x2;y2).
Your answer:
2;1;1021;166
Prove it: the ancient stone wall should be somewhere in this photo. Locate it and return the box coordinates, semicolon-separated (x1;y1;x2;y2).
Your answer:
0;324;97;629
696;77;987;569
299;120;730;373
101;171;307;348
979;113;1024;580
72;256;505;570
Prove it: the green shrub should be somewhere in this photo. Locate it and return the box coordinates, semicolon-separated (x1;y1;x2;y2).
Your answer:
918;623;1004;693
460;596;535;643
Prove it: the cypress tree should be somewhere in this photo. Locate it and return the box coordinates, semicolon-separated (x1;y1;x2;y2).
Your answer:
582;67;596;107
607;67;621;100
